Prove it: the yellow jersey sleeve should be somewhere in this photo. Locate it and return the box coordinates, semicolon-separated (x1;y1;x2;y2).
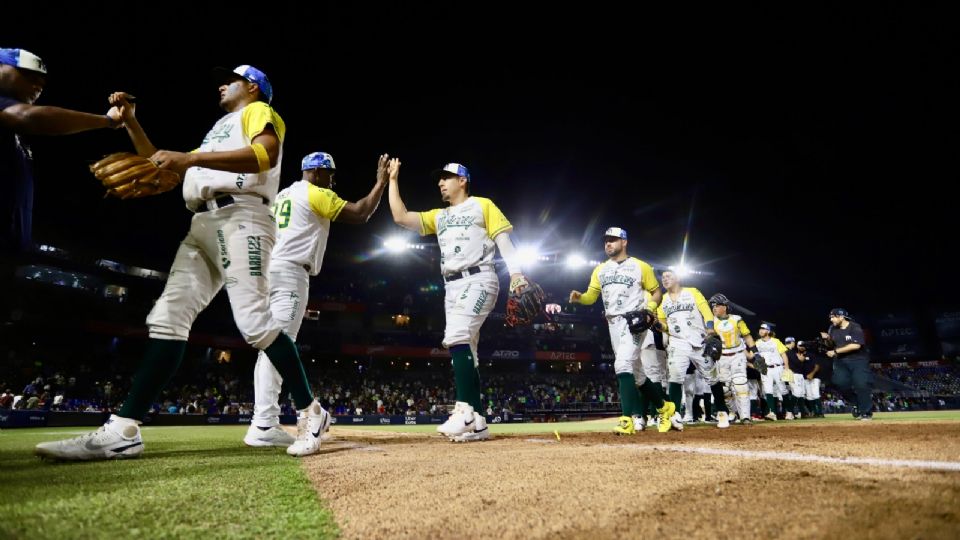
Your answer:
774;338;787;354
478;197;513;239
691;288;714;325
307;184;347;221
418;208;440;236
241;102;286;142
578;264;603;305
634;259;660;293
656;306;668;331
737;319;751;337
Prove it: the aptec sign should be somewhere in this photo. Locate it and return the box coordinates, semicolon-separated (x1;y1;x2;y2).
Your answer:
534;351;592;362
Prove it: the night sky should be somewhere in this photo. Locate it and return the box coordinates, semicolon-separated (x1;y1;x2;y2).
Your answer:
6;4;958;337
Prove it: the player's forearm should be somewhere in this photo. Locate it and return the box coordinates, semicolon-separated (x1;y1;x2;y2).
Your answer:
577;288;600;305
189;147;268;174
387;179;419;231
493;233;523;275
1;104;115;135
353;181;388;223
122;115;157;157
835;343;861;355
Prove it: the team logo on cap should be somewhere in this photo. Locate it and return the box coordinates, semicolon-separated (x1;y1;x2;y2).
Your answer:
603;227;627;239
301;152;336;171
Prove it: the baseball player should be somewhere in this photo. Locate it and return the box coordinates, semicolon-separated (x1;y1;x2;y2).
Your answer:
36;65;328;460
568;227;679;434
244;151;389;448
782;336;805;419
797;340;824;417
683;356;711;423
1;47;126;256
386;159;532;442
709;293;763;428
756;323;790;421
655;269;729;429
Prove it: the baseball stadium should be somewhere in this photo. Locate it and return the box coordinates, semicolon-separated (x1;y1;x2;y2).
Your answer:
2;4;959;540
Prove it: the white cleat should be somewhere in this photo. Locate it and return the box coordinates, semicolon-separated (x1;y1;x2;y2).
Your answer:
438;401;476;438
451;412;491;442
716;411;730;429
287;400;331;457
632;416;646;432
244;425;296;447
765;412;778;421
682;415;695;424
35;415;143;461
670;412;685;431
785;412;795;420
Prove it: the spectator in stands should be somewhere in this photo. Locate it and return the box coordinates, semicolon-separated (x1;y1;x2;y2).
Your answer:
0;389;12;409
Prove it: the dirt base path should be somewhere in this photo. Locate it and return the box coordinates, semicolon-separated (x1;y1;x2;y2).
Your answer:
304;422;960;539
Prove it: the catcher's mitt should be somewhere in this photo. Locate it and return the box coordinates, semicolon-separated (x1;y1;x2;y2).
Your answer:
623;309;656;335
781;368;794;382
90;152;181;199
505;279;544;327
702;335;723;361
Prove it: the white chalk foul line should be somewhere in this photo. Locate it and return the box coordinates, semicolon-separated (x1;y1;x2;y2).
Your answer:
639;445;960;472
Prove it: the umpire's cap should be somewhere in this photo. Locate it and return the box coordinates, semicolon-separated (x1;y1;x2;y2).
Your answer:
301;152;335;171
213;64;273;104
432;163;470;182
0;48;46;74
603;227;628;240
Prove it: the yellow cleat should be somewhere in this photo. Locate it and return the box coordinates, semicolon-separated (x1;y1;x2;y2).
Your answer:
614;415;636;435
657;401;676;433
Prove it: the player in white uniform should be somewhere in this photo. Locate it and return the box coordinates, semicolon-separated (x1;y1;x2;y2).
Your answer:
243;151;389;449
756;323;790;421
709;293;762;428
387;159;532;442
569;227;679;434
639;326;668;429
36;66;327;460
655;270;729;429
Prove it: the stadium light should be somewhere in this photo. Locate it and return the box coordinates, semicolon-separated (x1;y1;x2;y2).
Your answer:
670;264;692;278
565;253;587;269
383;236;407;252
517;246;540;267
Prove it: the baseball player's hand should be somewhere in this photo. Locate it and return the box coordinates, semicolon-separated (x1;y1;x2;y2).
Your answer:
569;290;582;304
545;303;562;315
387;157;401;181
108;92;137;123
509;273;528;294
806;373;814;380
376;154;389;184
826;350;837;358
149;150;192;176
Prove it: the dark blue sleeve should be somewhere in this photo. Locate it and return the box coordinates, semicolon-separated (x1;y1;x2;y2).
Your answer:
0;95;20;111
847;324;865;345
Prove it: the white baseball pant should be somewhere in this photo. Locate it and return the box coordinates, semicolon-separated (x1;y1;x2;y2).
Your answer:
608;317;647;383
667;340;719;385
639;346;666;383
804;377;821;400
761;364;787;397
717;351;750;421
442;272;499;366
789;372;807;399
252;260;309;428
146;200;282;349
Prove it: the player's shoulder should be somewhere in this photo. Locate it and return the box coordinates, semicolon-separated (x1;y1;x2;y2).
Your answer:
729;314;743;322
682;286;702;296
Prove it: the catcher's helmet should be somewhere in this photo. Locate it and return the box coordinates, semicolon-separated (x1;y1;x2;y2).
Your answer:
709;293;729;307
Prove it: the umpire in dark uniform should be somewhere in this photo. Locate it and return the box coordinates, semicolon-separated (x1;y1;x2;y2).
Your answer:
822;308;874;420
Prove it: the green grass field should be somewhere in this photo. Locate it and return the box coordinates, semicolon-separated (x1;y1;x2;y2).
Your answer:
2;410;958;539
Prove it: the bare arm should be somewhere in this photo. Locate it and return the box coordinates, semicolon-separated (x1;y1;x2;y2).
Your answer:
108;92;156;156
335;154;389;224
386;158;421;232
152;127;279;177
0;102;119;135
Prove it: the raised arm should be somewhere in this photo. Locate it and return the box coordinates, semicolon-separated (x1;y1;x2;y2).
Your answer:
386;158;422;232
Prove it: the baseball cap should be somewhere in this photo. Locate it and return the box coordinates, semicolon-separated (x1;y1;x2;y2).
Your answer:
0;48;47;74
784;336;796;344
213;64;273;104
829;308;850;319
759;323;772;331
301;152;336;171
432;163;470;181
604;227;628;240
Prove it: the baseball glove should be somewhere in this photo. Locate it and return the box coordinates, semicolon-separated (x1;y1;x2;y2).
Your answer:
623;309;656;335
750;352;769;375
781;368;794;382
90;152;181;199
702;335;723;361
505;279;544;327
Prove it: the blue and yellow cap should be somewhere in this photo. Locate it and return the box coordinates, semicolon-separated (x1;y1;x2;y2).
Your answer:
214;64;273;104
432;163;470;181
0;48;46;74
301;152;336;171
